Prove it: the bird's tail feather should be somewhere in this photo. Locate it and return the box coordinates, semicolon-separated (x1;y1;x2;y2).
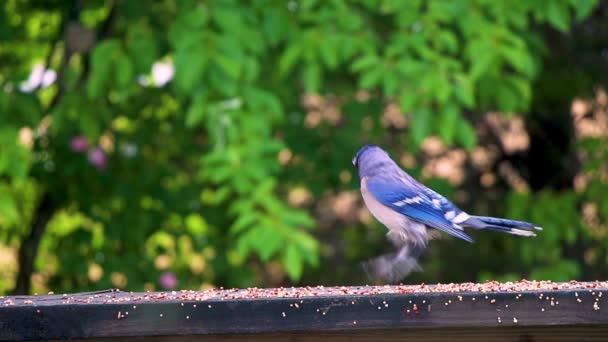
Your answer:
465;215;542;237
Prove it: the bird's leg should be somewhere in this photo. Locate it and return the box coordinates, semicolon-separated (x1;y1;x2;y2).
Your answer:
363;243;424;283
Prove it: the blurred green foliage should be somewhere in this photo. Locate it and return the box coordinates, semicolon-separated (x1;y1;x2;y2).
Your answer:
0;0;607;294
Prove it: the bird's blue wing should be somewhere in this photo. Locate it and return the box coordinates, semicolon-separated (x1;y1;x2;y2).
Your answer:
367;178;474;243
419;186;463;216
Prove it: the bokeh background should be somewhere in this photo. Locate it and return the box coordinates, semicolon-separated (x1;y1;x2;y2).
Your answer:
1;0;608;295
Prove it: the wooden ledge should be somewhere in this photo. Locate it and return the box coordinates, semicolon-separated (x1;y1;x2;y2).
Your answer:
1;280;607;341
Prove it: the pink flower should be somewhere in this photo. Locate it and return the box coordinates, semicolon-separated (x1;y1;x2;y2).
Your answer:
159;271;178;289
87;147;107;170
70;135;88;152
152;61;175;87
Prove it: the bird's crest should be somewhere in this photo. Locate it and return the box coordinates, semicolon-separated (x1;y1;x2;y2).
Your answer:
352;144;379;167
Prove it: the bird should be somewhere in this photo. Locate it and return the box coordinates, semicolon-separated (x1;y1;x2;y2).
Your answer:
352;144;542;282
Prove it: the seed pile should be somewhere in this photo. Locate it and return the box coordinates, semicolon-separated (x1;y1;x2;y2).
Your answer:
2;280;607;306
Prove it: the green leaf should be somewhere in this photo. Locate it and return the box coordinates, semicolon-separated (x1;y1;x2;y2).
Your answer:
456;119;477;150
0;191;19;225
303;63;321;91
279;44;302;76
230;212;258;234
410;108;432;146
436;30;459;53
545;2;570;32
174;46;207;95
399;91;419;113
263;9;287;46
351;54;379;72
283;245;303;281
214;54;241;79
438;105;460;145
87;39;120;99
359;65;383;89
502;47;536;78
186;91;208;128
453;74;475;108
0;128;30;179
115;53;134;89
319;39;339;69
382;72;399;96
469;43;496;80
256;226;282;261
182;4;209;29
571;0;598;21
496;85;517;112
127;23;159;73
244;87;283;120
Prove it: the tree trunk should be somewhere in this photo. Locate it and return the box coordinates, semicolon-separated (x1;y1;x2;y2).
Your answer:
11;193;56;295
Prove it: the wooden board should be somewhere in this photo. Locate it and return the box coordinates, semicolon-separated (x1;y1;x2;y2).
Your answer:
1;281;607;341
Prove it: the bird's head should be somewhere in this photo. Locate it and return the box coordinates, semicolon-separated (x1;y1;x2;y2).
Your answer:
352;144;391;177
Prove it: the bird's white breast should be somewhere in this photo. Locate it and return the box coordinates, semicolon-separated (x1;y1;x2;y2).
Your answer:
361;177;428;246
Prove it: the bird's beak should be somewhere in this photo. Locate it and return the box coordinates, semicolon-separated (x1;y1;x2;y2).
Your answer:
352;157;357;167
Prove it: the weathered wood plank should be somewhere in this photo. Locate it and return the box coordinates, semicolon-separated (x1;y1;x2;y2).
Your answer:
69;326;608;342
1;281;607;341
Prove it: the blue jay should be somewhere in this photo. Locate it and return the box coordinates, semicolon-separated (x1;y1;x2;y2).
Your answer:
352;144;542;281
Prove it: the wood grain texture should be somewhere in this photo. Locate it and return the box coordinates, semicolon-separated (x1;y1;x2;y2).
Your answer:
1;285;607;341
